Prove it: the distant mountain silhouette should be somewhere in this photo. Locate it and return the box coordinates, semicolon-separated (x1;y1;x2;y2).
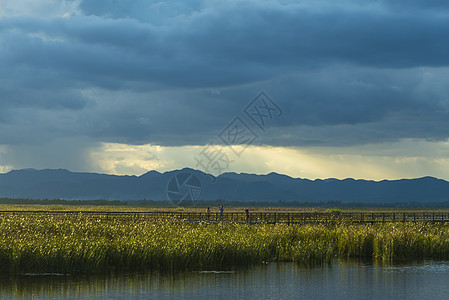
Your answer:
0;168;448;204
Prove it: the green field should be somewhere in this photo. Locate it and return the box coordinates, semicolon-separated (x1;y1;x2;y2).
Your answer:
2;205;449;273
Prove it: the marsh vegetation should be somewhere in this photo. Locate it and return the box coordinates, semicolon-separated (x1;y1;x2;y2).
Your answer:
2;207;449;273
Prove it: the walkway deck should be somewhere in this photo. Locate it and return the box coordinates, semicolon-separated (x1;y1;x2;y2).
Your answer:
2;211;449;223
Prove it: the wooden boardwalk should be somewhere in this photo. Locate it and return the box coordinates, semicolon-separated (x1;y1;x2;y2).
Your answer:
2;211;449;224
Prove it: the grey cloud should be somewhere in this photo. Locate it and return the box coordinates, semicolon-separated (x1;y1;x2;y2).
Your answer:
0;137;96;171
2;3;449;92
78;0;204;24
197;9;449;68
249;67;449;147
381;0;449;11
1;0;449;153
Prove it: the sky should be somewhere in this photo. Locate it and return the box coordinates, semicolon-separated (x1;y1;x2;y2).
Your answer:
1;0;449;180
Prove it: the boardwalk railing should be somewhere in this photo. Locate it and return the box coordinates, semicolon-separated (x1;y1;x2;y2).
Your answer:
2;211;449;223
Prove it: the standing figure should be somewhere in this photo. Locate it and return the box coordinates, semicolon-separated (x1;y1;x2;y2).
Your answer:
219;205;224;220
206;207;211;219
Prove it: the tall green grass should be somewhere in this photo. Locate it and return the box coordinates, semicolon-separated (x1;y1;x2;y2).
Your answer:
2;214;449;273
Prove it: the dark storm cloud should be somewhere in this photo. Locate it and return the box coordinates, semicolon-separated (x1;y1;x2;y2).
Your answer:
182;7;449;69
382;0;449;11
3;2;449;88
1;0;449;151
264;67;449;146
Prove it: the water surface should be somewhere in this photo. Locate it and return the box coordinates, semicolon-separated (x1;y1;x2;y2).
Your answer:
1;261;449;299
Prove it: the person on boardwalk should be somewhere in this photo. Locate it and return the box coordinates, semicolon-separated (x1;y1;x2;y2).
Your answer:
219;205;224;220
245;208;250;222
206;207;211;220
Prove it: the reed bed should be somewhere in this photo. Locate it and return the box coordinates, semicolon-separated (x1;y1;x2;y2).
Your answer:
2;214;449;273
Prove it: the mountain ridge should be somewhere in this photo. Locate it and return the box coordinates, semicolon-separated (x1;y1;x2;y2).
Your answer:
0;168;448;203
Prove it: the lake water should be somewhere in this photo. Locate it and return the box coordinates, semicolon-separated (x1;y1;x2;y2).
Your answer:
1;260;449;299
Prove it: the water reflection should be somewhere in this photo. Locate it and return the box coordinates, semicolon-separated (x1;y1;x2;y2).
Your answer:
1;261;449;299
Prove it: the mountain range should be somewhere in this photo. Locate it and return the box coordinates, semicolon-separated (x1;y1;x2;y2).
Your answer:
0;168;448;204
